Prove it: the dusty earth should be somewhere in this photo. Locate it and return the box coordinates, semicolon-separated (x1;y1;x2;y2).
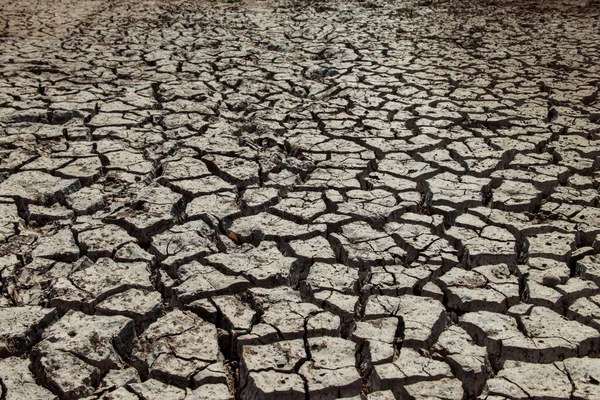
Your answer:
0;0;600;399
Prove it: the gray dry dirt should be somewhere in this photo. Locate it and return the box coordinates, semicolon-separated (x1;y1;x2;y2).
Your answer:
0;0;600;399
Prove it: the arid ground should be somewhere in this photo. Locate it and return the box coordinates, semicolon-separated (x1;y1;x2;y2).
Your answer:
1;0;600;399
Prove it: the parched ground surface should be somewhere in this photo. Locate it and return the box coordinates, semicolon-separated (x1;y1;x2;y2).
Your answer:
0;0;600;399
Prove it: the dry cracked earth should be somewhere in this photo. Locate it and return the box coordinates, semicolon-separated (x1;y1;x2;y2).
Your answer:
0;0;600;399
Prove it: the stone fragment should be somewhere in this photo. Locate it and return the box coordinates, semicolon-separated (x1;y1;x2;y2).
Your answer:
6;258;68;306
0;148;37;171
491;168;563;195
188;383;233;400
518;305;600;359
97;386;138;399
185;298;218;325
312;290;359;325
20;155;71;172
89;113;146;128
420;148;465;173
550;186;598;206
